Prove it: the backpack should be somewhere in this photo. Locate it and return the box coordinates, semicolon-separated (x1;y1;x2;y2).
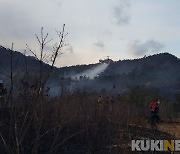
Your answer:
149;102;158;111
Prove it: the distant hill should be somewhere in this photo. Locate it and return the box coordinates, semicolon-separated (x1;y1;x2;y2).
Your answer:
57;52;180;98
96;53;180;97
0;45;49;70
1;45;180;98
0;45;98;78
0;45;57;83
99;53;180;88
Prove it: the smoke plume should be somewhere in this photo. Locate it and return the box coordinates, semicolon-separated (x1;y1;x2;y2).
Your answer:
72;63;109;80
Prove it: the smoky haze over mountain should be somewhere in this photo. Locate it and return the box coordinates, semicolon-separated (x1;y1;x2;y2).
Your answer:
71;63;109;80
59;52;180;98
0;45;180;98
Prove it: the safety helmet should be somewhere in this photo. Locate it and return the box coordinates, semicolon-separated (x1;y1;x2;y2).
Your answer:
0;80;3;84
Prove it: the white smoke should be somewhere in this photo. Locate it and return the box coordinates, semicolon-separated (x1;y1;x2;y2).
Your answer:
72;63;109;80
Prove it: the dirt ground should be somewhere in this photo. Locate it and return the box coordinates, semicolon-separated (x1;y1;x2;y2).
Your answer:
132;117;180;139
158;118;180;139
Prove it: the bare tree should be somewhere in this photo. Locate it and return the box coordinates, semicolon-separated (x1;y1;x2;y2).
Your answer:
0;25;68;154
26;24;67;96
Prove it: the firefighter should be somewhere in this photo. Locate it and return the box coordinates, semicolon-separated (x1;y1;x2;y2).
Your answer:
149;99;160;125
97;95;104;105
95;95;104;119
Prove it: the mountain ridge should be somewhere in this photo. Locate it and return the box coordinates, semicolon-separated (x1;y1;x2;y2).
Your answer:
1;45;180;98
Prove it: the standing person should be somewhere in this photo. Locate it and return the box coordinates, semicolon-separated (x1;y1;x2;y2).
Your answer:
97;95;104;105
149;99;160;125
95;95;104;118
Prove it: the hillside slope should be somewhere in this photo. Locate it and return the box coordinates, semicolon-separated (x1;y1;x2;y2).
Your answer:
57;53;180;98
0;45;59;82
1;45;180;97
97;53;180;92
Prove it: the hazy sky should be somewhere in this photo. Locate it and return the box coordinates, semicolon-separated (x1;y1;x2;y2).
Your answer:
0;0;180;66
